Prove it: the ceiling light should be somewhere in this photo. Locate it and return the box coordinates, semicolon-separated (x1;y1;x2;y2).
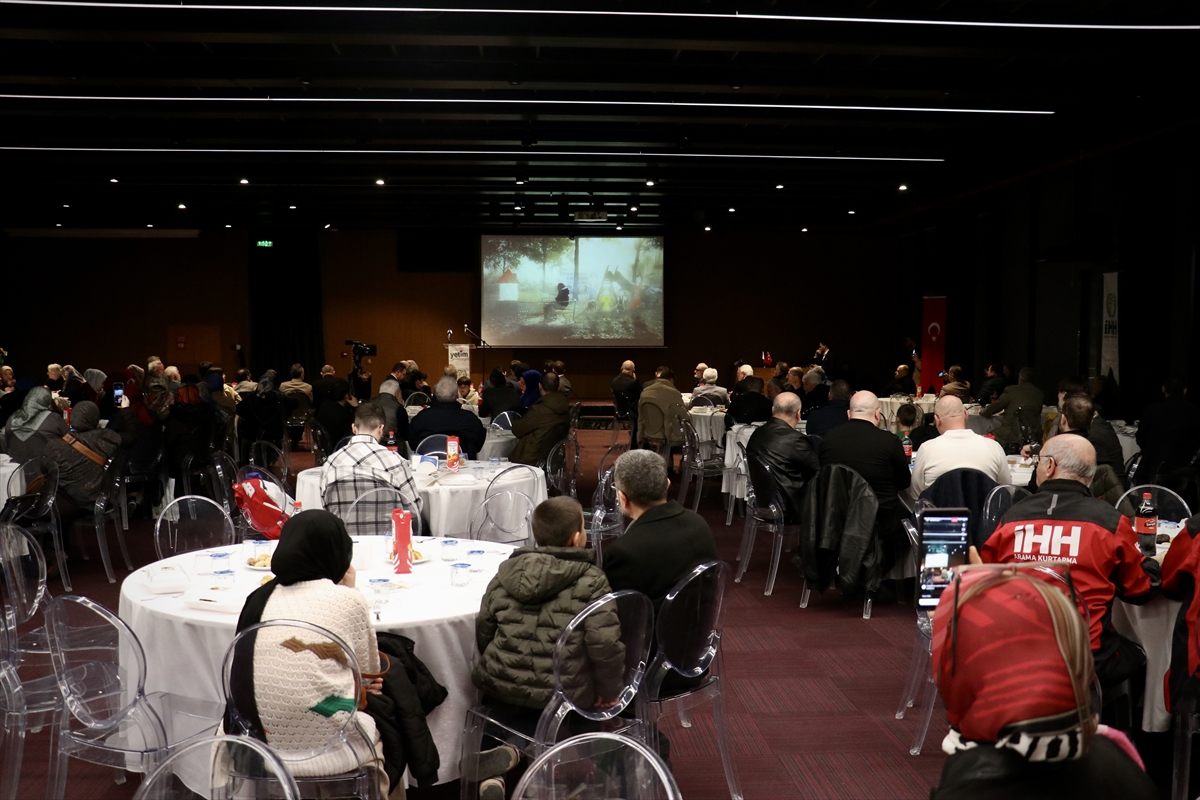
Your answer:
728;207;735;212
147;224;153;227
55;223;61;227
730;84;742;90
239;178;249;184
802;228;808;232
6;3;1194;30
375;179;385;185
848;210;856;215
4;145;944;164
645;180;655;187
177;203;186;209
629;205;638;212
289;205;297;209
775;184;784;189
109;177;118;183
62;204;69;207
898;184;908;191
324;223;331;229
514;205;522;211
704;226;711;231
1;92;1058;116
515;178;525;185
615;225;623;231
225;224;232;228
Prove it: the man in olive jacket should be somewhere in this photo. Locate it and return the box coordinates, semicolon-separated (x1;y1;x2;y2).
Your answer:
473;496;626;711
509;372;570;465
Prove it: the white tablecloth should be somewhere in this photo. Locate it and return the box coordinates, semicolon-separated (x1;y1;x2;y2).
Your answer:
295;463;547;538
477;430;517;461
118;539;517;784
721;423;764;498
0;456;22;509
688;409;727;460
1110;422;1140;462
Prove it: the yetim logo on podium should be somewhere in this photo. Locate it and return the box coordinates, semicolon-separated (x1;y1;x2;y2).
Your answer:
1012;523;1081;563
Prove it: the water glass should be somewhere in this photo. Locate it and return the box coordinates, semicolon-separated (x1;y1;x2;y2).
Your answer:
489;456;500;465
193;553;214;576
450;563;471;587
213;569;235;588
209;552;231;574
440;539;460;562
467;549;486;572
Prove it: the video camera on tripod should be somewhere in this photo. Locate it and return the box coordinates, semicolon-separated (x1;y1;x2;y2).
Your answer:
345;340;377;367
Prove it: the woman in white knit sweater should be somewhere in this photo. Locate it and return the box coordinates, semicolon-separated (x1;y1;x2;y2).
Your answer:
228;511;391;796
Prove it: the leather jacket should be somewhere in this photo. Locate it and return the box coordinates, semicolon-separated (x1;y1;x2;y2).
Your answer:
798;464;881;595
745;418;819;523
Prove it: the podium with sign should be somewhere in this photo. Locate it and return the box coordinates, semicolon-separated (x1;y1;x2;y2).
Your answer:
447;344;472;379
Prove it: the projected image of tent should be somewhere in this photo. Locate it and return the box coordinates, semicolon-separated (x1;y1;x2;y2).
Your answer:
480;235;664;347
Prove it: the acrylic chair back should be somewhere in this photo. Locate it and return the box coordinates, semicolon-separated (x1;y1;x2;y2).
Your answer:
469;490;535;545
248;440;288;486
342;485;423;538
511;731;682;800
0;523;48;656
534;589;655;746
416;434;449;456
0;657;25;800
131;733;302;800
153;496;237;561
1115;485;1192;524
485;464;541;499
5;456;58;522
980;484;1032;544
646;561;728;692
490;411;519;431
221;619;373;768
44;595;166;746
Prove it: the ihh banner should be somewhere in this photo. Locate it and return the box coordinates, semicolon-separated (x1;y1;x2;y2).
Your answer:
1101;272;1119;382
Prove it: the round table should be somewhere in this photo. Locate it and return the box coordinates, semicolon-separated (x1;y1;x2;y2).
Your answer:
720;423;764;499
1109;421;1141;463
118;538;518;784
687;408;727;459
879;395;935;429
294;462;547;538
477;430;517;461
0;455;22;509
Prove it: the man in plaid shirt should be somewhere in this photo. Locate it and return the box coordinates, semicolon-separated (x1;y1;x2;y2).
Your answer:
319;402;420;530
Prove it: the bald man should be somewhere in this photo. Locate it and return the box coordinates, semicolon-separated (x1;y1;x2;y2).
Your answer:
818;391;912;567
908;396;1011;499
979;435;1160;690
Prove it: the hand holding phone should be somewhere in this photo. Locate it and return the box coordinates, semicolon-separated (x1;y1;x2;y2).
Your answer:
918;508;971;610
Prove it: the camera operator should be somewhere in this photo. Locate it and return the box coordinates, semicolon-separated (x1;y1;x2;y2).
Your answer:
346;341;376;403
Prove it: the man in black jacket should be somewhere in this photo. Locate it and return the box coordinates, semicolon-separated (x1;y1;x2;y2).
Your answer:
311;364;339;409
746;392;820;523
819;391;912;566
407;376;487;458
611;360;643;447
604;450;718;606
1136;377;1200;482
804;379;853;439
724;376;772;430
480;368;524;420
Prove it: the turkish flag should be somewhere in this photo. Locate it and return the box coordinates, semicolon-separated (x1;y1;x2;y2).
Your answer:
922;296;947;394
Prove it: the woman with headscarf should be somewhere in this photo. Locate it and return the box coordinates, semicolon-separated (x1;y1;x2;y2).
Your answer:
105;369;162;471
82;369;107;404
227;511;389;796
929;565;1157;800
2;387;68;462
43;400;123;524
59;365;87;406
164;377;224;480
518;369;542;409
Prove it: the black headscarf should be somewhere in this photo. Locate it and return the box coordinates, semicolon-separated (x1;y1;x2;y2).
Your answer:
227;511;354;741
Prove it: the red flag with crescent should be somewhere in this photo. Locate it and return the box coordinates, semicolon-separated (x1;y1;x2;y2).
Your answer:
922;296;947;394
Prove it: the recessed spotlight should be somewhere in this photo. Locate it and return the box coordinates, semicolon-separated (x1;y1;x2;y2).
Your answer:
509;80;522;86
55;223;62;227
109;178;118;183
225;224;232;228
704;226;712;231
629;205;638;212
848;210;856;215
178;203;186;209
147;224;154;227
645;180;655;187
775;184;784;189
324;223;331;229
615;225;623;231
898;184;908;191
375;179;385;185
239;178;249;184
801;227;808;232
514;205;522;211
289;205;297;209
515;179;524;185
63;204;69;208
728;207;735;212
730;84;742;90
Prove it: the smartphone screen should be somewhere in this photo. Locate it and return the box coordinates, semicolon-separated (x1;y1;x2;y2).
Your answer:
918;509;971;610
112;382;124;405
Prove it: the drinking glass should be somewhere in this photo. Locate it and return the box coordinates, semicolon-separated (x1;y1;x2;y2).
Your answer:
450;563;471;587
440;539;460;562
467;549;486;572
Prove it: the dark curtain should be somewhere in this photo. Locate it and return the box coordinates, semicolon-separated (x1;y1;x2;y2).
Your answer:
247;230;325;377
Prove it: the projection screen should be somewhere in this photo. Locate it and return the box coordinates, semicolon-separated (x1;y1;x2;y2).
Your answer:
480;235;664;348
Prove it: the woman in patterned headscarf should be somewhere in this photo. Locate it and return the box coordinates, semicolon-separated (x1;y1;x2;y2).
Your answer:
2;386;68;462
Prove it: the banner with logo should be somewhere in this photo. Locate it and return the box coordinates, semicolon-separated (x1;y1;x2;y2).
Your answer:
921;296;947;393
447;344;472;379
1101;272;1119;382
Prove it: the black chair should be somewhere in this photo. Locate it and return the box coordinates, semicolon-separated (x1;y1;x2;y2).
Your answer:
914;468;999;550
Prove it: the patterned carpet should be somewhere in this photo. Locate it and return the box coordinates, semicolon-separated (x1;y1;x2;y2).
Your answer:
14;430;950;799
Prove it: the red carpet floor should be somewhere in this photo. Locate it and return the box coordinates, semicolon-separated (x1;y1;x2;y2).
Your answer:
15;430;949;799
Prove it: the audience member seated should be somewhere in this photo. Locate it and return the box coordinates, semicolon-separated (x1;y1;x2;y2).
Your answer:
1136;377;1200;483
895;403;918;442
550;360;572;396
637;367;685;450
690;368;729;407
164;365;182;393
311;364;339;407
44;363;64;392
229;511;391;798
883;364;917;396
746;393;819;523
910;411;940;453
909;397;1011;499
766;376;786;401
732;363;755;396
611;360;642;426
0;365;14;392
43;400;124;525
1;387;68;462
471;495;625;797
232;368;257;395
1158;510;1200;718
510;373;570;466
144;358;169;394
315;378;357;445
238;374;287;448
374;379;408;443
164;379;223;482
929;566;1158;800
279;363;312;398
407;377;487;458
603;450;718;606
457;376;480;409
81;368;106;406
799;368;829;419
105;370;163;470
480;368;523;419
507;362;526;390
319;402;418;519
978;435;1159;690
692;362;708;388
805;379;853;439
980;366;1044;451
59;365;87;406
976;362;1008;404
517;369;542;410
206;369;237;420
724;376;772;430
1091;373;1122;419
1039;391;1125;485
818;391;911;568
778;366;804;397
937;365;972;401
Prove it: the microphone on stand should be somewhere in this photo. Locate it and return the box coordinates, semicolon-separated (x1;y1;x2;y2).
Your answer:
446;329;453;343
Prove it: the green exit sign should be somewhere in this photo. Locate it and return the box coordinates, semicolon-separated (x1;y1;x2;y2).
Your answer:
256;240;273;248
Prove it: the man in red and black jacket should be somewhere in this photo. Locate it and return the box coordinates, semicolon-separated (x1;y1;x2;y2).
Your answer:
1158;512;1200;714
978;435;1160;688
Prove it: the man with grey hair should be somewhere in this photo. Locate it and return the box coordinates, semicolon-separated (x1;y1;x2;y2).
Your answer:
819;391;912;568
979;365;1045;451
979;434;1160;690
799;368;829;418
908;395;1010;499
690;367;728;407
374;378;407;444
603;450;718;607
746;392;819;522
406;375;486;457
164;365;182;393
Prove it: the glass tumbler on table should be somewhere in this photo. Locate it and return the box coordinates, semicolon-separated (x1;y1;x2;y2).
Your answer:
467;549;486;572
440;539;460;562
450;563;471;587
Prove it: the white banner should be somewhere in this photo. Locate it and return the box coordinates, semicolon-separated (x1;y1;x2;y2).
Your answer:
447;344;472;379
1101;272;1119;382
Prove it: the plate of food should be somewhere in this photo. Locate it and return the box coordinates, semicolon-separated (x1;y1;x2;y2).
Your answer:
246;554;272;571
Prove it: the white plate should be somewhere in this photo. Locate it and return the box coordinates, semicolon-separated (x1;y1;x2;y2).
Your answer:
245;563;273;572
